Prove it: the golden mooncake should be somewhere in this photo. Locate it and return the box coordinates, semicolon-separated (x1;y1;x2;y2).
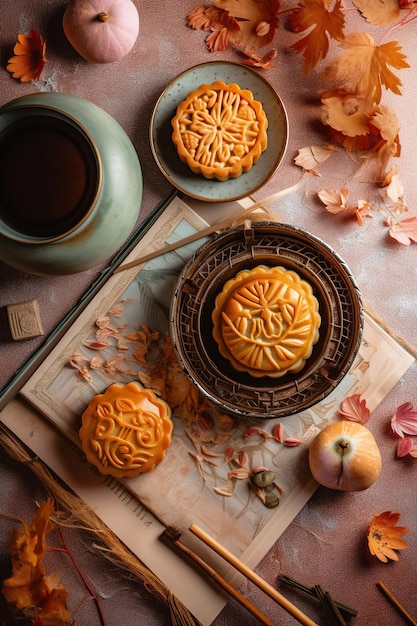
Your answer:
79;381;173;478
171;80;268;181
212;265;321;378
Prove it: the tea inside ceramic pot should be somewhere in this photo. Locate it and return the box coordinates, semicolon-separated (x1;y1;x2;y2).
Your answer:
0;114;99;238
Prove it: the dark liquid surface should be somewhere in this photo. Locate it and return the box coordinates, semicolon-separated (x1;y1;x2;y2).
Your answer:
0;118;96;237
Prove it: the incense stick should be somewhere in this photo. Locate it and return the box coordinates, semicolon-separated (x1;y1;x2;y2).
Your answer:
377;581;417;626
162;527;274;626
277;574;357;617
189;523;318;626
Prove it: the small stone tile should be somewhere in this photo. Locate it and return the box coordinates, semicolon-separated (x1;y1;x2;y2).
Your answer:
7;299;44;341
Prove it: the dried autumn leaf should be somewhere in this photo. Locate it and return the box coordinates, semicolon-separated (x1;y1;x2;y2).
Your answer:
294;144;338;172
321;33;409;105
355;199;374;226
382;166;404;204
243;48;277;69
6;29;47;82
318;187;348;214
367;511;409;562
370;104;401;149
188;0;279;55
389;216;417;245
391;402;417;436
288;0;345;74
340;394;371;424
321;94;371;137
352;0;401;26
2;499;73;624
214;0;280;50
187;5;240;52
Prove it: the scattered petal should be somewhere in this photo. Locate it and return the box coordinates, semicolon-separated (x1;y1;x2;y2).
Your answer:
242;426;266;439
236;449;248;467
83;340;109;350
228;467;250;479
214;485;234;496
273;422;284;443
389;217;417;245
68;354;85;368
391;402;417;437
367;511;408;562
318;187;349;214
283;437;303;447
396;437;413;458
89;357;104;370
243;48;277;69
294;144;338;171
340;394;371;424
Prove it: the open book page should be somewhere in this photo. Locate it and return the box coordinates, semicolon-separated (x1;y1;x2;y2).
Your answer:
2;194;414;624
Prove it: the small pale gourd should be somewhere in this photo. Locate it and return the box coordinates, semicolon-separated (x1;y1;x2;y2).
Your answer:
308;420;382;492
63;0;139;64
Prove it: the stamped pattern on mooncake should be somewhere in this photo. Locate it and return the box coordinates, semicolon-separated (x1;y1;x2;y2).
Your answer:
212;265;321;378
79;381;173;478
171;80;268;181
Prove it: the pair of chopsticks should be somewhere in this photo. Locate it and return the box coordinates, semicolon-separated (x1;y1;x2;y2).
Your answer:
163;523;318;626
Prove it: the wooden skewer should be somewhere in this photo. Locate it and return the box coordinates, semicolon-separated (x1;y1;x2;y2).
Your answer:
162;527;274;626
189;523;319;626
377;581;417;626
113;217;236;274
113;180;305;275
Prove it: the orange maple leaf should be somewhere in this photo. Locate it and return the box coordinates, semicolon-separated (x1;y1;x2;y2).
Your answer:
289;0;345;74
187;5;240;52
321;33;409;105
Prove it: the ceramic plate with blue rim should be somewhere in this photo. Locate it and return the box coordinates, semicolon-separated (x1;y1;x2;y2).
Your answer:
150;61;288;202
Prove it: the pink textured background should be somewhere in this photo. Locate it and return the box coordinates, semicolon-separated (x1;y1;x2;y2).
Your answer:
1;2;416;624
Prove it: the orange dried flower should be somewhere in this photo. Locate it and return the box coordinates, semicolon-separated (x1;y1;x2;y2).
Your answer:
6;29;47;82
367;511;409;562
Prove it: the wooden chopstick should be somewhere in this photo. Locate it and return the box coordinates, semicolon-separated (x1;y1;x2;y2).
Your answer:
377;581;417;626
189;523;319;626
162;527;274;626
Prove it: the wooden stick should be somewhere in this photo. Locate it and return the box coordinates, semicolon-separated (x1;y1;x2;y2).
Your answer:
189;523;318;626
113;179;305;275
377;581;417;626
162;528;274;626
113;217;236;274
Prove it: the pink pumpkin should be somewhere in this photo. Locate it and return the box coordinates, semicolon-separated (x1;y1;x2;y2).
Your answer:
63;0;139;63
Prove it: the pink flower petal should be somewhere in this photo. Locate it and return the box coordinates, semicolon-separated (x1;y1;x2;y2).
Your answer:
391;402;417;438
408;447;417;458
284;437;303;447
340;394;370;424
273;423;284;442
397;437;413;457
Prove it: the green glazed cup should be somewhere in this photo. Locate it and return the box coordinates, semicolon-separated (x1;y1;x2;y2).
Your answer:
0;92;142;275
